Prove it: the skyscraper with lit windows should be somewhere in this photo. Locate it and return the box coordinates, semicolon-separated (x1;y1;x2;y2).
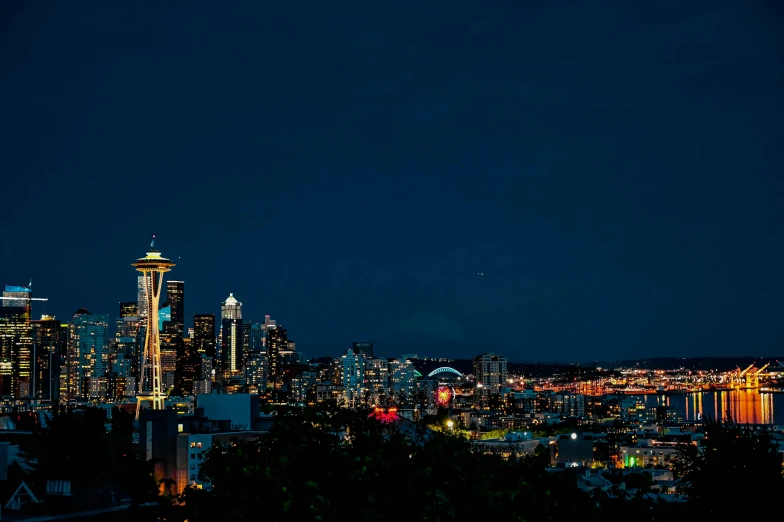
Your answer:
220;294;242;376
193;314;216;359
68;308;109;400
31;315;66;401
266;325;287;389
165;280;184;335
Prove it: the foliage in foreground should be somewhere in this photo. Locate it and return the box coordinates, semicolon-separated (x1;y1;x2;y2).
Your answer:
674;416;783;517
19;407;160;506
174;408;590;522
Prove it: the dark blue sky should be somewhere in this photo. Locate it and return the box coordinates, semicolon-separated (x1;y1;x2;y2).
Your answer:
1;1;783;361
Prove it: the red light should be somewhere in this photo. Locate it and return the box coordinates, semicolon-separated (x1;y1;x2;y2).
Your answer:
369;407;400;423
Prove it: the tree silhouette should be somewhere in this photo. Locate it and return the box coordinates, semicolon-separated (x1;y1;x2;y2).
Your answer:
21;407;158;505
675;415;782;517
174;406;591;522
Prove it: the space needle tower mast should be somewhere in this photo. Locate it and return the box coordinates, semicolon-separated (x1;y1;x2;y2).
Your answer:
132;235;175;420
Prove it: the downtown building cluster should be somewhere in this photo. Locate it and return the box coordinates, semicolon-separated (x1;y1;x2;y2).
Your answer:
0;276;511;415
0;279;300;407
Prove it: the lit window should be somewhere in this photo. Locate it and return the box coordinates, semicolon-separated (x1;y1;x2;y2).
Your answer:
190;442;196;448
178;424;183;433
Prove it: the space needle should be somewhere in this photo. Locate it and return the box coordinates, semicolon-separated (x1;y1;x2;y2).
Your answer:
132;235;175;420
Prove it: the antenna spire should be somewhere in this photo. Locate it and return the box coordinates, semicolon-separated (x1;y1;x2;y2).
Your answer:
150;234;156;250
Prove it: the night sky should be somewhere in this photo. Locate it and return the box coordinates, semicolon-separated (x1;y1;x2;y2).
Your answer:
1;1;783;361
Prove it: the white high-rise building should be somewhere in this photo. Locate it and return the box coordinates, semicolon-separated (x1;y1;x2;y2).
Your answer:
220;294;243;374
473;353;508;394
389;358;416;402
340;348;366;405
221;293;242;320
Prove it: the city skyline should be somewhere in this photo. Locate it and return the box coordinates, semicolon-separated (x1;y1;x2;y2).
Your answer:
2;2;783;360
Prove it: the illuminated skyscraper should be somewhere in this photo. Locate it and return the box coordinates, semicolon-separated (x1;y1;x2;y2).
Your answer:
2;286;30;308
473;353;507;394
0;306;31;397
165;281;184;335
266;325;287;389
175;337;199;395
0;284;48;397
31;315;66;401
221;293;242;320
219;294;243;376
119;302;138;318
193;314;216;359
248;323;265;354
69;309;109;399
340;348;366;405
389;358;416;402
132;236;175;419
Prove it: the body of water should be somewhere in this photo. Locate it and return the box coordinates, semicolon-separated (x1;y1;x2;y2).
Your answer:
636;389;784;425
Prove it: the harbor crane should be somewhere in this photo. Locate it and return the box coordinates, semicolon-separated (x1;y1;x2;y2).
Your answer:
729;363;756;388
745;362;770;389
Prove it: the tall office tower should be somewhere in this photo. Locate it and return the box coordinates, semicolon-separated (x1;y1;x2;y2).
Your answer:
473;353;508;394
0;284;45;397
69;309;109;399
242;321;252;366
352;342;374;358
193;314;216;359
289;370;316;403
365;358;389;403
221;293;242;319
249;323;265;354
31;315;66;401
117;302;140;344
165;281;184;335
340;348;366;405
175;337;199;396
220;318;242;375
0;306;32;397
119;302;138;318
136;276;151;324
389;358;416;403
2;285;30;307
245;352;268;391
219;294;243;376
116;315;140;340
266;325;288;388
114;336;139;379
132;236;175;419
199;354;213;381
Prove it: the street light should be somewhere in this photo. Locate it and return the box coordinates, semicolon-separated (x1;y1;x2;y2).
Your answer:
447;420;454;431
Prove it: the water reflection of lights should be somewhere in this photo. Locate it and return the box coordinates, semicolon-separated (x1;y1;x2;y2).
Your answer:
686;391;775;424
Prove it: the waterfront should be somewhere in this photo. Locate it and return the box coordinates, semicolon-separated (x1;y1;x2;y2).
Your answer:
637;389;784;425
